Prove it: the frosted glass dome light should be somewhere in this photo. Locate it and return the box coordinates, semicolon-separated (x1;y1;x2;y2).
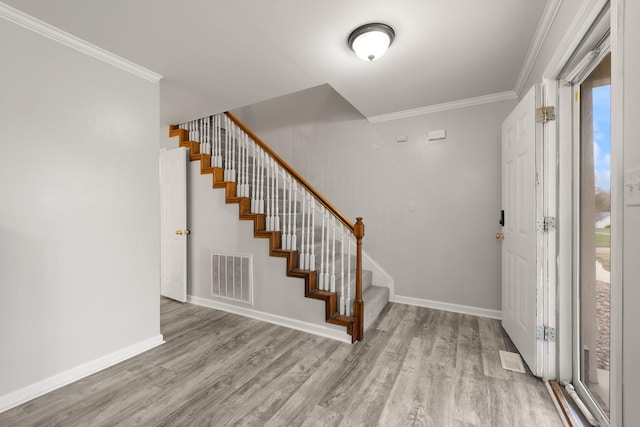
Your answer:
348;23;395;62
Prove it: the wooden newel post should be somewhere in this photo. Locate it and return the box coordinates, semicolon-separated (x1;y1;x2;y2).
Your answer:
352;217;365;342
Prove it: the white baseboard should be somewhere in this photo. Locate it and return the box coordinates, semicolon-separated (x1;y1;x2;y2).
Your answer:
188;296;352;344
0;334;165;414
394;295;502;320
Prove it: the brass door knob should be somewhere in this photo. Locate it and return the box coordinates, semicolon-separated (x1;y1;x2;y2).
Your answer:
175;229;191;235
496;232;505;240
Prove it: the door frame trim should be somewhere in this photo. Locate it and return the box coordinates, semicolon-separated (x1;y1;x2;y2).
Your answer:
539;80;558;381
540;0;622;424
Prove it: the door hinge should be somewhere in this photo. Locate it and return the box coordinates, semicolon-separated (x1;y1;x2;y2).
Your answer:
536;106;556;123
537;325;556;342
537;216;556;232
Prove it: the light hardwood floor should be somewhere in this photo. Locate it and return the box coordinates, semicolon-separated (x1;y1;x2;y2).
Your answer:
0;298;562;426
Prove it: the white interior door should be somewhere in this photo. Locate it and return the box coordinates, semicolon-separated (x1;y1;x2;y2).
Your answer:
160;147;188;302
501;86;541;375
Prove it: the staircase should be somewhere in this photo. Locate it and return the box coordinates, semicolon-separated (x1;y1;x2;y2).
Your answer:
170;112;389;342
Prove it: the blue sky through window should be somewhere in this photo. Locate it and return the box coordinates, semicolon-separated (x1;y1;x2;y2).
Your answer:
592;85;611;190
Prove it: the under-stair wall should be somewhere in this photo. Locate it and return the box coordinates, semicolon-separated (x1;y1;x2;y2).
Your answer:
182;154;351;342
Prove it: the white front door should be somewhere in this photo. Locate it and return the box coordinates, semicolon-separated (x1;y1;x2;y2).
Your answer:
501;86;541;375
160;147;188;302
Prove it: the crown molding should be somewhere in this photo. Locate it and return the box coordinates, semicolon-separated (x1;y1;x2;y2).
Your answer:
513;0;563;96
366;90;518;123
0;2;162;82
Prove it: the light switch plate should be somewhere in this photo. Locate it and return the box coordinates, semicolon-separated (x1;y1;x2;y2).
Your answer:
625;168;640;206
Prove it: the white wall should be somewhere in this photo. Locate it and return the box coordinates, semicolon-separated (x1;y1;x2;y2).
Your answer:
0;17;161;404
234;90;515;313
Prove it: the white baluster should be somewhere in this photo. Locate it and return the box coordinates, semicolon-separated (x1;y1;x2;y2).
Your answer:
213;115;217;166
251;143;257;212
230;122;234;178
291;183;297;251
281;170;287;249
254;147;260;212
205;117;208;151
330;217;336;293
266;156;272;230
215;115;221;167
203;117;208;154
199;118;204;155
210;117;215;162
244;134;250;196
230;122;235;180
299;192;306;268
310;200;316;271
340;227;345;315
200;119;205;153
231;123;237;182
259;150;265;214
274;165;280;232
208;116;213;155
237;132;244;196
300;193;306;268
223;117;229;181
286;176;293;249
270;159;276;231
347;234;352;316
242;133;247;196
324;211;330;290
208;117;213;166
212;116;217;165
305;193;315;270
319;209;325;290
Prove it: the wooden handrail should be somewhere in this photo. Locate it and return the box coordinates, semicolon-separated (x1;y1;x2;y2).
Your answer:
225;111;355;232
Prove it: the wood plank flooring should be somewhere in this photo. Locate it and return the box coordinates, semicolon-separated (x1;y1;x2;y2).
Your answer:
0;298;562;426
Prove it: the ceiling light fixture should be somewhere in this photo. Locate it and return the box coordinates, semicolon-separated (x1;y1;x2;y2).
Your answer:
348;23;395;62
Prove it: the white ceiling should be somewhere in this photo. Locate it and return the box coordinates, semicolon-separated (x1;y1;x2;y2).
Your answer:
4;0;548;124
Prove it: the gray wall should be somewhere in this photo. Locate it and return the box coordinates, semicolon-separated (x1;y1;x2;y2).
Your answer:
235;91;515;313
0;18;161;398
